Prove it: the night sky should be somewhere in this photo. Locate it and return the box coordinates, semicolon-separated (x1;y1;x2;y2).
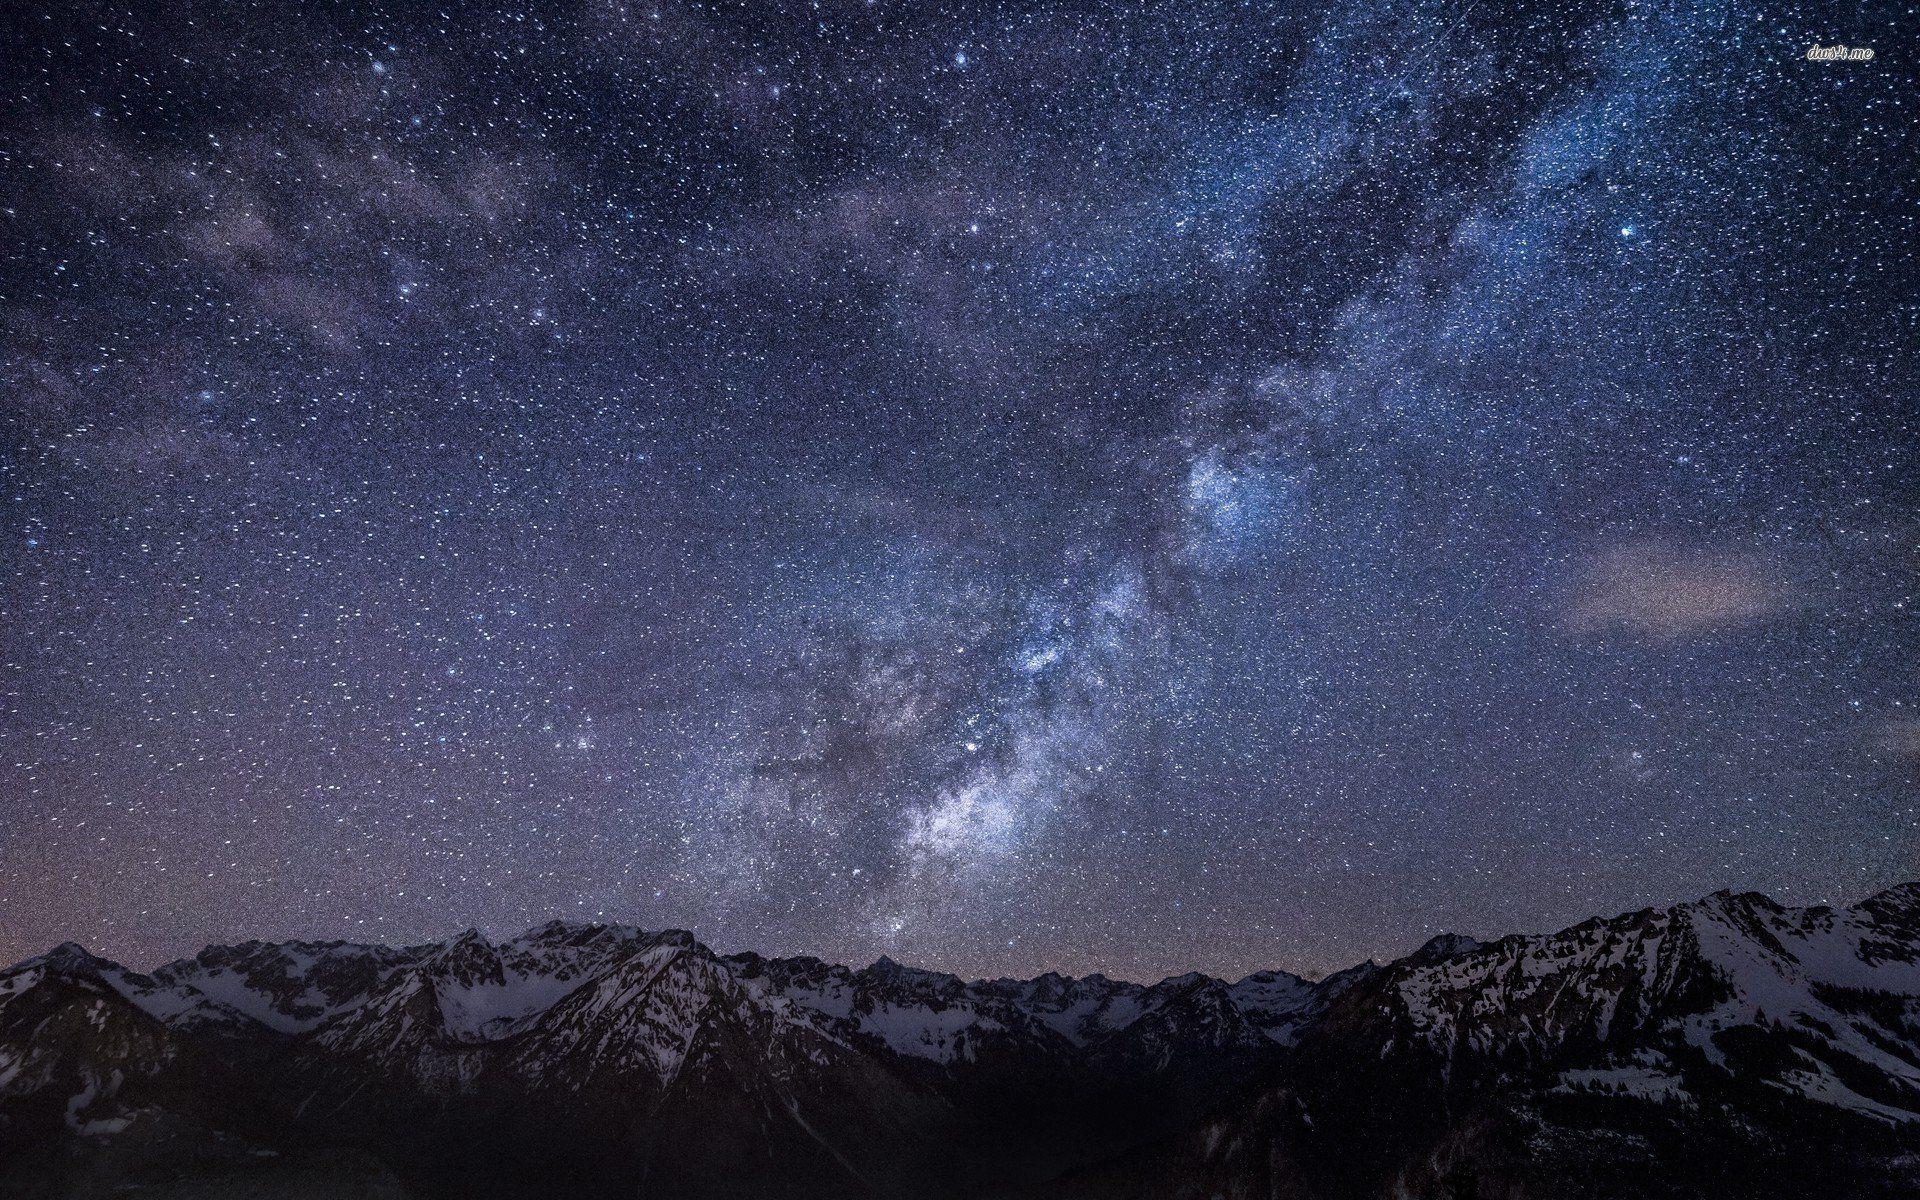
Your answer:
2;0;1914;982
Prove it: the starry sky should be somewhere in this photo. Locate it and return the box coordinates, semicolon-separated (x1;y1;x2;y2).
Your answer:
1;0;1914;982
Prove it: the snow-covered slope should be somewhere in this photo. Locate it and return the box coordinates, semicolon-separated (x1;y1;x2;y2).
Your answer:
0;946;194;1141
145;938;419;1033
1374;886;1920;1120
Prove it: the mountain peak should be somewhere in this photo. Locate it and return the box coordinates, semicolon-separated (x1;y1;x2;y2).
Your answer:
39;941;107;973
1408;933;1482;964
1156;970;1212;992
1858;880;1920;914
1699;886;1778;908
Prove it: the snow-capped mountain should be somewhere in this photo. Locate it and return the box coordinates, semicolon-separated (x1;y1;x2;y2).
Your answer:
0;913;1330;1197
1086;885;1920;1200
6;885;1920;1199
1381;886;1920;1098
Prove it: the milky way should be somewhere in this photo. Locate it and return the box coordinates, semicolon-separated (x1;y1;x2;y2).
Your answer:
1;0;1914;981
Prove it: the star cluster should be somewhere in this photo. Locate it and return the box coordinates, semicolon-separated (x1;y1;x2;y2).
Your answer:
1;0;1914;980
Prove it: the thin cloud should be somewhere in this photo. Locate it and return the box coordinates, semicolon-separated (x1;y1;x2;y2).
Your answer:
1873;718;1920;764
1561;540;1797;641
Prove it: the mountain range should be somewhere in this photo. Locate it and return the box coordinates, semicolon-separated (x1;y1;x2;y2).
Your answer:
5;884;1920;1198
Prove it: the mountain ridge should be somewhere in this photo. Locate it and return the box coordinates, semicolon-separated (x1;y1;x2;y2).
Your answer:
7;882;1920;1199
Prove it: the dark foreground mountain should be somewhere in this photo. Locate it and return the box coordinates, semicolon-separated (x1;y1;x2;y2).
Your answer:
5;885;1920;1199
